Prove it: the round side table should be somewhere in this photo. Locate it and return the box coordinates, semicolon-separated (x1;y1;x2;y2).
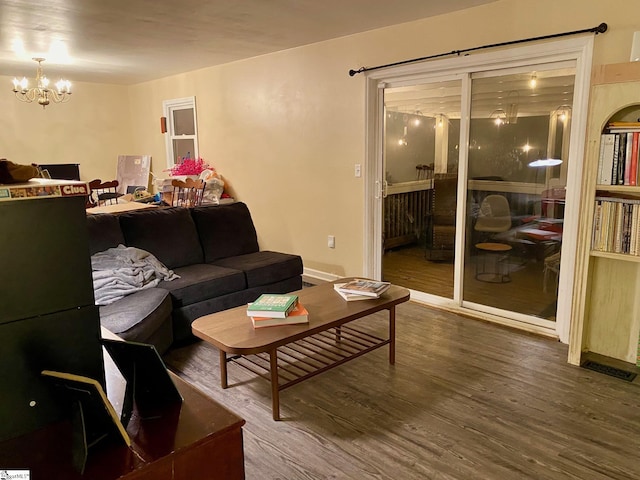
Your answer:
475;242;512;283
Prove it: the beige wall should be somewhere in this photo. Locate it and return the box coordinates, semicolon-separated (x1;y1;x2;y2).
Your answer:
4;0;640;278
0;79;133;182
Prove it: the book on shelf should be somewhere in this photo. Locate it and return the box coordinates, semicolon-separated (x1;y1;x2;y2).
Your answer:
333;282;373;301
629;132;640;185
606;121;640;132
598;133;616;185
597;132;640;186
622;133;633;185
592;197;640;256
246;293;298;318
251;303;309;328
335;279;391;298
612;134;621;185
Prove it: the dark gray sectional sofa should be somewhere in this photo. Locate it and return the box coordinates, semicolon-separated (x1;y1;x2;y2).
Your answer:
86;202;303;354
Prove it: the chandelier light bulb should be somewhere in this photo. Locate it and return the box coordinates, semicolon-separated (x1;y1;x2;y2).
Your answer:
529;73;537;89
55;79;71;94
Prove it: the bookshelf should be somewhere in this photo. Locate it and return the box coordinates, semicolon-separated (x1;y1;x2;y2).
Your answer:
569;62;640;368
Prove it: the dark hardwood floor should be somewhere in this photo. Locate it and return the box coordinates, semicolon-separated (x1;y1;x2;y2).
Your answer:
164;302;640;480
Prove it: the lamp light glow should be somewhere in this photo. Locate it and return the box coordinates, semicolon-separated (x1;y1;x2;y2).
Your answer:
528;158;563;167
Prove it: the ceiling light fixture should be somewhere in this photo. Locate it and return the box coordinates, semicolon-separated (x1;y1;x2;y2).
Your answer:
490;109;507;126
528;158;563;167
529;72;537;89
554;104;572;122
506;91;519;124
12;57;71;108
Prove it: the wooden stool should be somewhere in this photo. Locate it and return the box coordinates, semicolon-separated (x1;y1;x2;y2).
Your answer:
475;242;512;283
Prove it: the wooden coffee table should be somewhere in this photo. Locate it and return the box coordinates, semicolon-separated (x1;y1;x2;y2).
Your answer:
191;280;410;420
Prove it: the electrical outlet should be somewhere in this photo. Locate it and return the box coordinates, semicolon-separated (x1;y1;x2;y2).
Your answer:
328;235;335;248
354;164;361;177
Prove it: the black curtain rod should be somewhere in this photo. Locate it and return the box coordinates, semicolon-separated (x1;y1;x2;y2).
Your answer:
348;22;608;77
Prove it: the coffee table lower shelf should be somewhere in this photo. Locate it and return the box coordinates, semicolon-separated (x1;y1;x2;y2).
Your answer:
222;324;391;420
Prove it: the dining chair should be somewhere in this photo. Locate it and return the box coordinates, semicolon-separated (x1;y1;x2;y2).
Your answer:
171;178;206;207
88;179;121;207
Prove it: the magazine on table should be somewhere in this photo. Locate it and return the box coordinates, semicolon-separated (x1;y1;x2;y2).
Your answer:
336;279;391;298
333;283;374;301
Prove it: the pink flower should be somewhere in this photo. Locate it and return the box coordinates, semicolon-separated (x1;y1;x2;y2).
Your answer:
165;157;214;176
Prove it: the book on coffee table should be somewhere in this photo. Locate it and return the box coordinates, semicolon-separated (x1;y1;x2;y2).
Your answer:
333;283;373;301
247;294;298;318
336;279;390;298
251;303;309;328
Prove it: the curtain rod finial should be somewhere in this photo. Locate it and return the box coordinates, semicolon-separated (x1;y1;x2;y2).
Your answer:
596;23;608;34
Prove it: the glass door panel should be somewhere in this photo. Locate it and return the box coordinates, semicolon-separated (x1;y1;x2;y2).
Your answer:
382;79;461;299
463;67;575;321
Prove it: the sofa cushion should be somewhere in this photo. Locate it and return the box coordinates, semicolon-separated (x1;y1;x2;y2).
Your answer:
99;287;172;339
170;275;303;342
191;203;260;262
212;251;303;288
159;263;246;307
119;207;203;269
86;213;125;255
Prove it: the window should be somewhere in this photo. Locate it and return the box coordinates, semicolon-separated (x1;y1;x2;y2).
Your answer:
163;97;199;168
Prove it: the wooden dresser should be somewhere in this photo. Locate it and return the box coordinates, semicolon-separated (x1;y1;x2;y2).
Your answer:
0;371;246;480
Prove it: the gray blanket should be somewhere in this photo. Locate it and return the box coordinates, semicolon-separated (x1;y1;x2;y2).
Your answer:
91;245;179;306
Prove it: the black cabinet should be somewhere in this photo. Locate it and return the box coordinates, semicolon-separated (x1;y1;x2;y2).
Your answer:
0;182;104;441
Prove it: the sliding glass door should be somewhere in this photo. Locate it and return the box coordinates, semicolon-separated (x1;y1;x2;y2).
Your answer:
382;78;462;300
463;66;574;324
379;62;577;330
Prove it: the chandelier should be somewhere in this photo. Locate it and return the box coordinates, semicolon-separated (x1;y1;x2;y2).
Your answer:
12;57;72;108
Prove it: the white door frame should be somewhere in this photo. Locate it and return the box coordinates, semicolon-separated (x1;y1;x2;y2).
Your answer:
364;37;594;343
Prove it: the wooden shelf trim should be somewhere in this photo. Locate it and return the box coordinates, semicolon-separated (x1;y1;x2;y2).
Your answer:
595;184;640;194
590;250;640;262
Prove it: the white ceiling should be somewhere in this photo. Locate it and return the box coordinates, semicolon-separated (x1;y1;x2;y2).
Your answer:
0;0;497;85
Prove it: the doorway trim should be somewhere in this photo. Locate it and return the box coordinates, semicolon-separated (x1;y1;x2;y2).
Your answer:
364;36;594;343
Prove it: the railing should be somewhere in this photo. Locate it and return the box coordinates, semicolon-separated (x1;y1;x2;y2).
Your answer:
383;180;433;250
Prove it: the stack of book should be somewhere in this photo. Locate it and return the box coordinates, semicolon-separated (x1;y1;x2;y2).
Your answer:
247;293;309;328
334;279;391;301
597;123;640;186
592;196;640;256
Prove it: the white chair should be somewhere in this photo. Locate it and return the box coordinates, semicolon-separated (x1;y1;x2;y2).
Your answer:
474;195;512;236
543;251;561;293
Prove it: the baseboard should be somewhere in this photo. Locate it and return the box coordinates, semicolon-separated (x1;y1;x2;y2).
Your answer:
302;268;341;285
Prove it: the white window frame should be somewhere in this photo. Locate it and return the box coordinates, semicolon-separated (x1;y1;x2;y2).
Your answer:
163;96;199;169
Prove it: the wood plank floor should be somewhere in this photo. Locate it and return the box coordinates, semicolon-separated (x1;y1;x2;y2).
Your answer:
164;302;640;480
383;245;558;319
